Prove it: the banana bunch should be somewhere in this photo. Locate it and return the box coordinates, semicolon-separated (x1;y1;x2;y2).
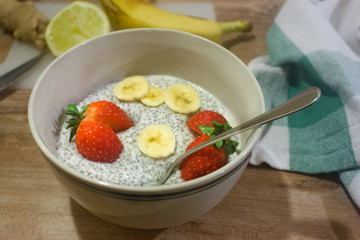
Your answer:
101;0;252;42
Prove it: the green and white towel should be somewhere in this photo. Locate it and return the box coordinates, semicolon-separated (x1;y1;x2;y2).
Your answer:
248;0;360;208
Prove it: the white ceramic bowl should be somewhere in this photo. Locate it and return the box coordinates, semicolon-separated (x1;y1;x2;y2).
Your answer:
28;29;264;229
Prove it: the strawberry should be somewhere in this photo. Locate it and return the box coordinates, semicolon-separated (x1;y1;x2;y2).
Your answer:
65;101;132;140
181;110;240;181
65;100;131;163
83;101;133;132
75;118;123;163
187;110;227;135
180;135;226;181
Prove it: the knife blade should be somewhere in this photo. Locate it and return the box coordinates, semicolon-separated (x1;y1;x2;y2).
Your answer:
0;53;44;92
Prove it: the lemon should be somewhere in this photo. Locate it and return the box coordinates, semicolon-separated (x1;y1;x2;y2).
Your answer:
45;1;110;57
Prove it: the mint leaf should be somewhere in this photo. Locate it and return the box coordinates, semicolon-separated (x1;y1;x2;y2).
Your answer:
198;125;214;136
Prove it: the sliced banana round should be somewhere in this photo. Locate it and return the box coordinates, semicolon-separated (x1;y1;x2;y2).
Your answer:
140;86;165;107
165;84;201;114
136;124;176;159
114;75;149;101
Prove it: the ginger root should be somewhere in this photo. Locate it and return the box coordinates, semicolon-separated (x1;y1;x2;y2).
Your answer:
0;0;49;49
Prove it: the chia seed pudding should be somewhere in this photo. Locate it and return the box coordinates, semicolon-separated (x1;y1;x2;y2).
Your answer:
56;75;239;186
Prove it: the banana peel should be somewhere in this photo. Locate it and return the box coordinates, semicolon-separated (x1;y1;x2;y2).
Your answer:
101;0;252;43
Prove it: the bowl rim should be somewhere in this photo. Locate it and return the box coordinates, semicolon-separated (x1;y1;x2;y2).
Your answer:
28;28;265;196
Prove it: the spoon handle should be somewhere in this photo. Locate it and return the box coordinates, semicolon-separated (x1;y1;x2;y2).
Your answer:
158;86;321;184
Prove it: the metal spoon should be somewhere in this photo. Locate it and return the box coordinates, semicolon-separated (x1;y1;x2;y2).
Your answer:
158;86;321;185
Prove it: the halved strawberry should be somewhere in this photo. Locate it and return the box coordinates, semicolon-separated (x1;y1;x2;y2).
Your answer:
187;110;227;135
84;101;133;132
65;101;131;163
75;118;123;163
65;100;133;141
180;135;226;181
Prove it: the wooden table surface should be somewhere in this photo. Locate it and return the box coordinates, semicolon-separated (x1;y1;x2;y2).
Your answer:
1;0;359;239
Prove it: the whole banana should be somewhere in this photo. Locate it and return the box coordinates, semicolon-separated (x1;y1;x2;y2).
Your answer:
101;0;252;43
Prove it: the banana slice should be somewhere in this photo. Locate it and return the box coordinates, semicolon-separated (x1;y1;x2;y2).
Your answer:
114;75;149;101
165;84;201;114
136;124;176;159
140;86;165;107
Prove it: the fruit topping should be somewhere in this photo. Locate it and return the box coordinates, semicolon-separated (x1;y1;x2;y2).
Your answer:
187;110;228;135
136;124;176;159
75;118;123;163
114;75;149;101
180;135;226;181
65;100;132;163
84;101;133;132
164;83;201;114
180;110;239;181
140;86;165;107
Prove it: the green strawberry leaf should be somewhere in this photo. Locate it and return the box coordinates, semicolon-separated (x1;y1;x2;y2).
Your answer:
198;125;215;136
69;127;77;143
65;118;81;128
224;122;232;131
196;119;239;156
215;140;224;149
65;104;80;116
224;140;239;155
213;120;239;156
81;105;88;113
65;104;88;142
213;121;224;135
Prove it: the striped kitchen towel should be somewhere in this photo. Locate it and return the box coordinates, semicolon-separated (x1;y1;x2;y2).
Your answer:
248;0;360;208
